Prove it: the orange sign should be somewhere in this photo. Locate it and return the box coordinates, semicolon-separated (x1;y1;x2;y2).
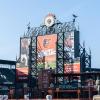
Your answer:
16;67;28;80
16;67;28;76
64;62;80;73
37;34;57;69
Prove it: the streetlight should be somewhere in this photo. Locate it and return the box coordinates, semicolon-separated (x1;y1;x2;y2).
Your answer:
78;79;81;99
56;88;59;99
96;76;100;95
88;79;93;100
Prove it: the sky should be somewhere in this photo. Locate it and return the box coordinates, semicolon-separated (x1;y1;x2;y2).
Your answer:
0;0;100;68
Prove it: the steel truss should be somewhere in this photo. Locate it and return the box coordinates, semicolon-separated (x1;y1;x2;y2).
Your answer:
28;17;77;89
79;44;91;86
80;44;91;72
56;32;65;85
29;36;37;79
26;17;92;99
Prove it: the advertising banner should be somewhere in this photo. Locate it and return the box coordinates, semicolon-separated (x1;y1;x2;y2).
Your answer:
16;37;30;81
16;67;28;81
16;30;80;80
20;37;30;67
64;31;74;58
37;34;57;69
64;31;80;58
64;62;80;73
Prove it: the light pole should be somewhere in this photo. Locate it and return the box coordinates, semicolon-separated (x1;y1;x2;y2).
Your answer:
89;82;91;100
96;76;100;95
78;79;81;99
56;88;59;99
88;79;93;100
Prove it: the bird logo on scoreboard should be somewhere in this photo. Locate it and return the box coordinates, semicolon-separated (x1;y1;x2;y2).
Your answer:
43;39;50;48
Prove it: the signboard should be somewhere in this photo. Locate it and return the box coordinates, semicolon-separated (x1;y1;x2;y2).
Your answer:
16;37;30;81
64;31;74;58
16;67;28;81
17;30;79;79
37;31;80;70
64;31;80;58
20;37;30;67
37;34;57;69
64;62;80;73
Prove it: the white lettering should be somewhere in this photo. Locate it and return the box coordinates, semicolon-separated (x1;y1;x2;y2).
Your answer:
38;49;56;58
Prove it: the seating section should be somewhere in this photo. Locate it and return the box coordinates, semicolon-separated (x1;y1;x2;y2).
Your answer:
0;68;15;84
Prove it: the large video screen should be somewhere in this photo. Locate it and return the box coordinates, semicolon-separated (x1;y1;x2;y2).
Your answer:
37;34;57;69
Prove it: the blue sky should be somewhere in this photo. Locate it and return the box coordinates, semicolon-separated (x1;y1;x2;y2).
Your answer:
0;0;100;68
